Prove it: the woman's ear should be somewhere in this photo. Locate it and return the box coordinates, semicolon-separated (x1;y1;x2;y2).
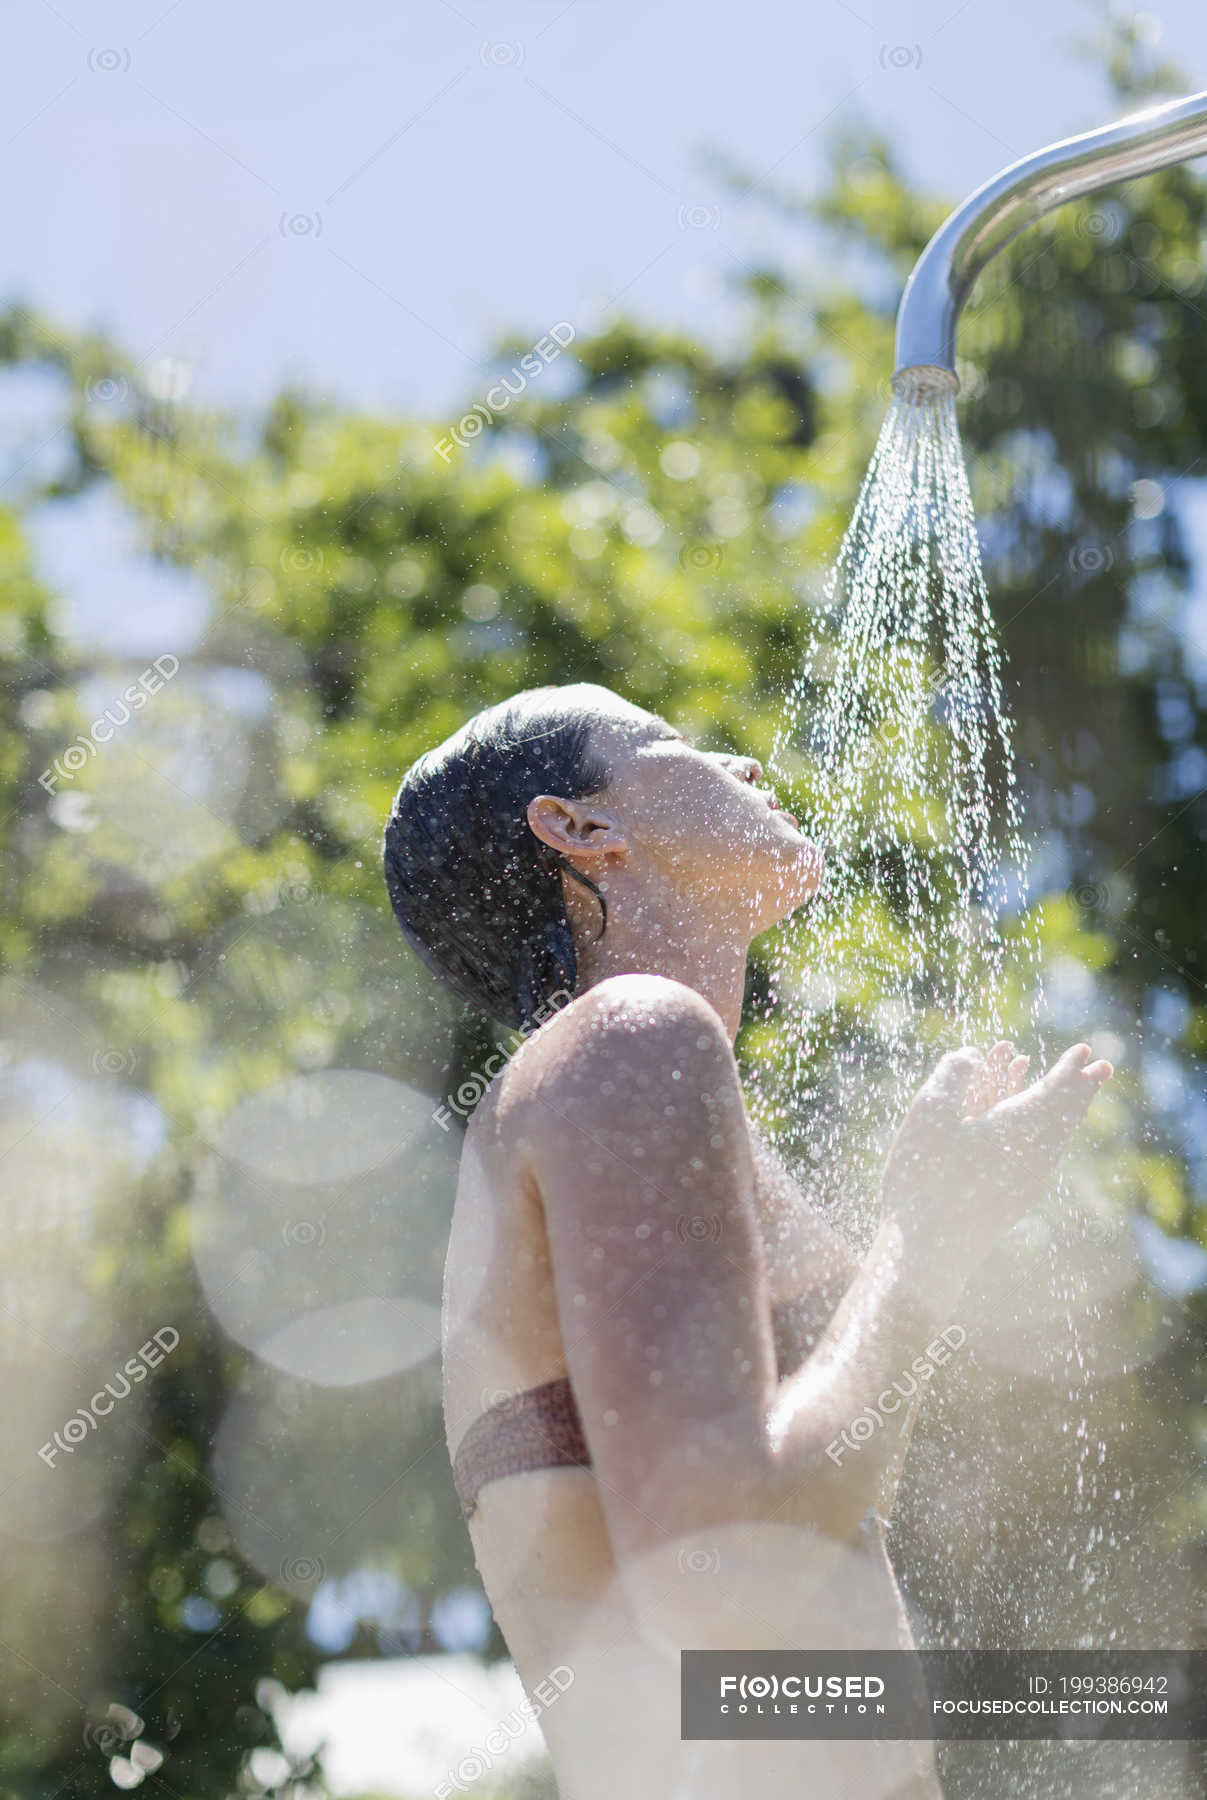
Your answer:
526;794;628;861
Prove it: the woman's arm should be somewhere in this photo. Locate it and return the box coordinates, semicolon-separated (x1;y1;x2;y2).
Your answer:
748;1139;921;1525
518;973;781;1552
517;975;1108;1628
517;982;927;1536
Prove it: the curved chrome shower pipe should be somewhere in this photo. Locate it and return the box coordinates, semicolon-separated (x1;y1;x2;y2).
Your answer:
892;88;1207;398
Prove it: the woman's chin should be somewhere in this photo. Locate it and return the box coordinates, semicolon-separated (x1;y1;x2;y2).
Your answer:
738;832;825;924
776;818;823;870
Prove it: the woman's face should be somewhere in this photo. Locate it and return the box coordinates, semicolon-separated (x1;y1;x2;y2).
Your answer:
545;684;825;928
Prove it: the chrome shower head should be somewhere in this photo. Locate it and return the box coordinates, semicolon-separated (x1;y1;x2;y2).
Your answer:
891;88;1207;398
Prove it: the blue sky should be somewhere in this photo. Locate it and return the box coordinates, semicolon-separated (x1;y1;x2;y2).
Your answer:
5;0;1207;424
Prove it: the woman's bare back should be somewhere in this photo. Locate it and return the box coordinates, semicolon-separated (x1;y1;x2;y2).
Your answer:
440;987;942;1799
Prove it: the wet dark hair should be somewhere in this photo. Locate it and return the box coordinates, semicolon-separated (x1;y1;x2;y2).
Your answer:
382;686;612;1030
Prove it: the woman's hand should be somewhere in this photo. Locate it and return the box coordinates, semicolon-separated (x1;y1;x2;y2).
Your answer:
880;1039;1113;1273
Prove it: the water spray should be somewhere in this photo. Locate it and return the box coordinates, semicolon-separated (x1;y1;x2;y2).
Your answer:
892;88;1207;398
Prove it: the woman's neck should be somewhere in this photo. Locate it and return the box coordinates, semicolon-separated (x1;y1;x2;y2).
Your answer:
571;888;752;1042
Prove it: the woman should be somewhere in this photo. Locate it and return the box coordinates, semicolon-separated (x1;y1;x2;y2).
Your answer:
383;681;1112;1800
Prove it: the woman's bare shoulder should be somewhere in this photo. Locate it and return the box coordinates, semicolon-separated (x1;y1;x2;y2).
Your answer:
518;974;726;1075
460;976;727;1138
467;974;734;1158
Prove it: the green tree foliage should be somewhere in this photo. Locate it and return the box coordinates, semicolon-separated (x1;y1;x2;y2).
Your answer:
0;25;1202;1798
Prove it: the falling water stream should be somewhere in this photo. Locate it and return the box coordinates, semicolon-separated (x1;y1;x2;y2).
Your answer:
747;386;1195;1796
751;380;1042;1222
